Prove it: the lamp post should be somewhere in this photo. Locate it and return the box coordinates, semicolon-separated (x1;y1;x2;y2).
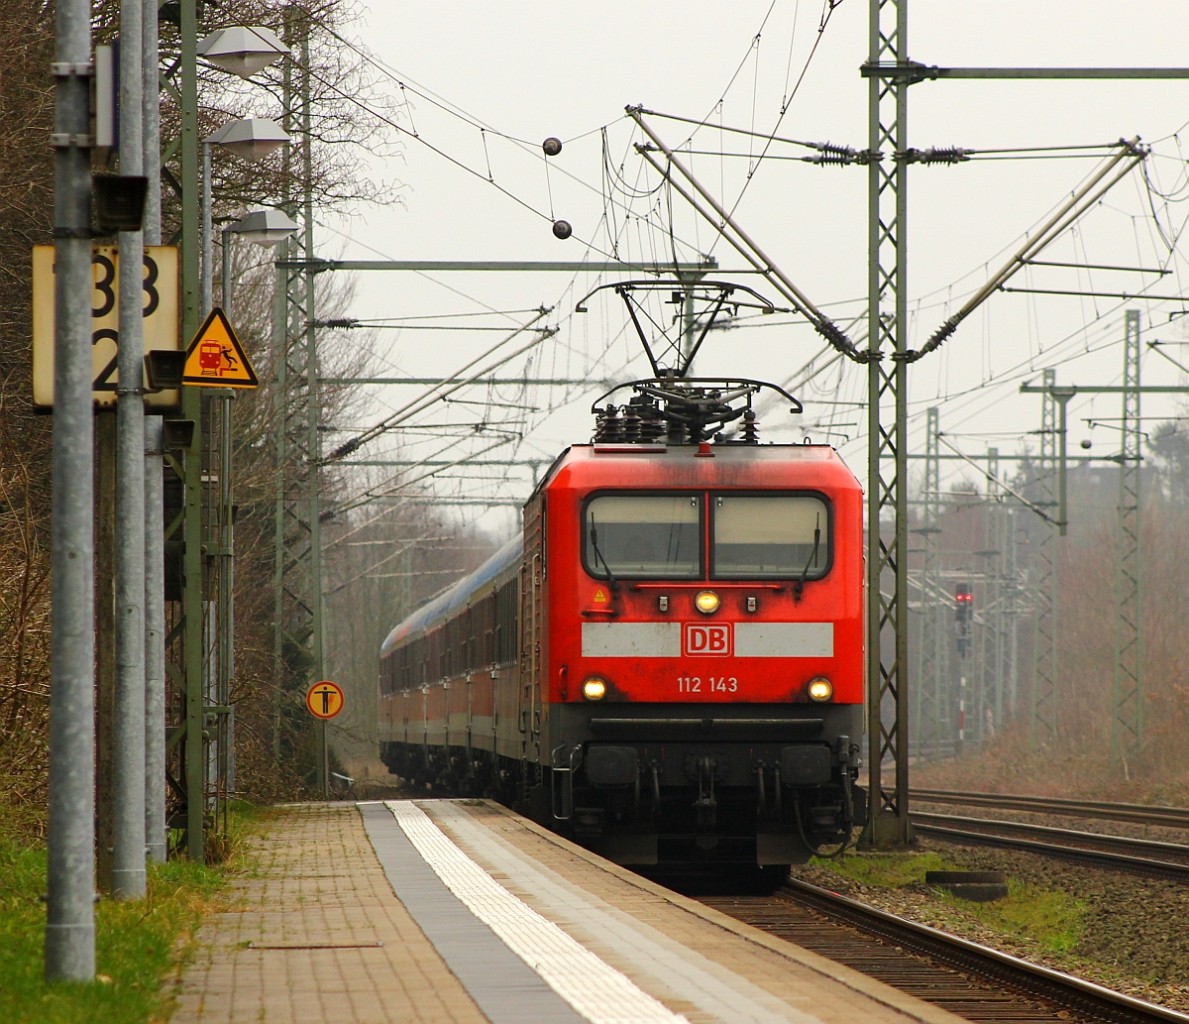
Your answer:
174;15;288;860
201;118;290;312
198;119;290;840
211;209;296;813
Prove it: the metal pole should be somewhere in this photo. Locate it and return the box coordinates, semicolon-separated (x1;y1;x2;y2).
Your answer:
301;30;327;797
272;8;298;767
1111;310;1144;760
179;0;206;862
864;0;913;849
201;142;211;314
112;0;147;900
321;719;329;800
45;0;95;979
220;230;236;797
142;0;167;867
271;239;288;764
199;150;228;834
1030;370;1058;747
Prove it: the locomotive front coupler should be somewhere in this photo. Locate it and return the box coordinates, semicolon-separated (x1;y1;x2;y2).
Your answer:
754;760;783;818
832;737;860;837
693;756;718;827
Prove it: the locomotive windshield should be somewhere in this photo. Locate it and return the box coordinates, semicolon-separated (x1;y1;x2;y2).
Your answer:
712;494;830;579
584;494;701;578
583;491;832;581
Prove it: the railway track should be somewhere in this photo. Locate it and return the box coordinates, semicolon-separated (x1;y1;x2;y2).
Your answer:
702;877;1189;1024
907;788;1189;880
910;811;1189;880
910;789;1189;831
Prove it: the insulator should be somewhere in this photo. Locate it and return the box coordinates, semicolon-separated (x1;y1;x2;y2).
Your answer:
808;141;857;166
807;152;851;167
929;146;969;163
741;408;760;444
621;404;642;442
639;408;666;442
905;146;968;165
594;404;624;443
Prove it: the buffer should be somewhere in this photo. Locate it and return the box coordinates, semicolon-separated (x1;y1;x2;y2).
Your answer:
182;307;259;388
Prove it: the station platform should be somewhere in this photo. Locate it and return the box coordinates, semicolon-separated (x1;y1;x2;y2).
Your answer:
169;800;967;1024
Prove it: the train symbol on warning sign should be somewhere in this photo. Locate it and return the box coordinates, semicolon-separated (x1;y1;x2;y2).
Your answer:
182;307;258;388
197;339;237;377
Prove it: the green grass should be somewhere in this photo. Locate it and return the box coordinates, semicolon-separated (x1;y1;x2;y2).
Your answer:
815;850;1087;955
956;884;1086;954
0;809;262;1024
815;849;956;887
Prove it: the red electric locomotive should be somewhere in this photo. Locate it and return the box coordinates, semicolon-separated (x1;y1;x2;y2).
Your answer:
379;376;867;875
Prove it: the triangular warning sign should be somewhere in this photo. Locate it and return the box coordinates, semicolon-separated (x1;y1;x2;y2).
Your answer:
182;307;258;388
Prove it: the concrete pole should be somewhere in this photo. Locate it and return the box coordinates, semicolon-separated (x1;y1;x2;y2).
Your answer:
142;0;167;867
141;0;161;241
45;0;96;980
112;0;148;901
143;416;167;864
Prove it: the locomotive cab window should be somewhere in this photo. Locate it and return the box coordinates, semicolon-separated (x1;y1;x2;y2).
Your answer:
583;493;701;579
712;494;830;579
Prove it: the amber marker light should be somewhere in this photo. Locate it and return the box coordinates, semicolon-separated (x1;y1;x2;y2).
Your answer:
694;590;721;615
582;676;608;701
806;677;833;702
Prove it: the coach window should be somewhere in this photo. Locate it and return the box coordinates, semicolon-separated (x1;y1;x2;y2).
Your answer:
712;494;830;579
583;493;701;579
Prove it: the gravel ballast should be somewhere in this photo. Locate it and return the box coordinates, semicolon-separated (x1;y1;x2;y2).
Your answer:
789;839;1189;1014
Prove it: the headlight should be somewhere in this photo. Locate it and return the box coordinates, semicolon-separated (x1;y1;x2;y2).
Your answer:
582;676;607;701
806;677;833;702
694;590;721;615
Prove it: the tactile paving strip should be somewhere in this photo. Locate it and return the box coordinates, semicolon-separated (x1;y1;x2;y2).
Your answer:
380;800;690;1024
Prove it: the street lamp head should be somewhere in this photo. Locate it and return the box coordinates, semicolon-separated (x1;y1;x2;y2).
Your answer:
198;26;289;79
230;208;299;247
206;117;290;161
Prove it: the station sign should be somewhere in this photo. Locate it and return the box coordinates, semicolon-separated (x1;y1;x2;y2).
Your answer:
31;245;180;410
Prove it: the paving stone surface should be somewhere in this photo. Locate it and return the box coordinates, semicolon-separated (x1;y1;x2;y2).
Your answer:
169;803;487;1024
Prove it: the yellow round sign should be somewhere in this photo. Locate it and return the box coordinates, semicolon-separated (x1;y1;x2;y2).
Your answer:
305;680;345;720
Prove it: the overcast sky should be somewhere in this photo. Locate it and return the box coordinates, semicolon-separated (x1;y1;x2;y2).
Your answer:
319;1;1189;540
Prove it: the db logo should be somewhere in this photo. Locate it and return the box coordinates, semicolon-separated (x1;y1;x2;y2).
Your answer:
683;622;733;657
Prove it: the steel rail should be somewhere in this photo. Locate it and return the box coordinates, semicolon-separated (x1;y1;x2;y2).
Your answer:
911;814;1189;881
780;878;1189;1024
911;789;1189;830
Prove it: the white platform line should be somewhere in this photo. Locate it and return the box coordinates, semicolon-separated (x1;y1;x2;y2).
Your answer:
430;801;815;1024
384;800;690;1024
